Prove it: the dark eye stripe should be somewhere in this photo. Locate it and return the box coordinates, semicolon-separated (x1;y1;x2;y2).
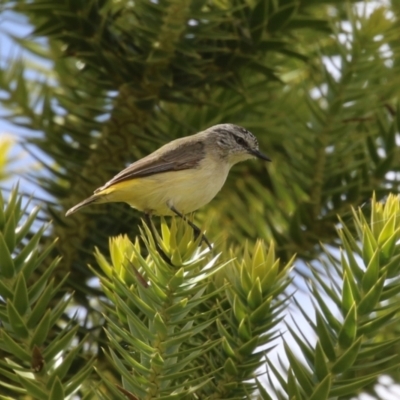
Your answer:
215;126;258;149
235;136;247;147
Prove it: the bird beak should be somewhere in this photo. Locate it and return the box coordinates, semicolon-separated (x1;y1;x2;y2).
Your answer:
249;149;271;162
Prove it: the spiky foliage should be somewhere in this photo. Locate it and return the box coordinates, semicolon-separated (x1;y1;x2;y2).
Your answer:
266;194;400;399
0;186;94;399
92;219;293;398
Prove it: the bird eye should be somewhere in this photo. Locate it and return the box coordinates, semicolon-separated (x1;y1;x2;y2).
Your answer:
235;137;246;147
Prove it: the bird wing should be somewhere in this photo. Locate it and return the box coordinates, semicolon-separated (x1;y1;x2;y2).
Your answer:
95;140;205;193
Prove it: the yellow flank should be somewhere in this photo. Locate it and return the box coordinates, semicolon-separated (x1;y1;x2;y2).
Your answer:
96;159;230;216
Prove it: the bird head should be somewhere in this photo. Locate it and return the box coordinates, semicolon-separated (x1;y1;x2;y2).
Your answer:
209;123;271;165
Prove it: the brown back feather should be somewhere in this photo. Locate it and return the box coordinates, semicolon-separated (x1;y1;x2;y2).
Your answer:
95;140;205;193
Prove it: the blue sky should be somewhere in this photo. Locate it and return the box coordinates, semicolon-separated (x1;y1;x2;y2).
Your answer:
0;9;54;205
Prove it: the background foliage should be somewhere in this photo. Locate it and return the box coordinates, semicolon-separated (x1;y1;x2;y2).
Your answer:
1;0;400;399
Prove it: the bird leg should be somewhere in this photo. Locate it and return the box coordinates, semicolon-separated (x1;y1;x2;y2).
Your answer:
143;213;172;265
168;205;212;250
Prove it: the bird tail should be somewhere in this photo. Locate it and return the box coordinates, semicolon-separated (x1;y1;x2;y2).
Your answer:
65;194;102;216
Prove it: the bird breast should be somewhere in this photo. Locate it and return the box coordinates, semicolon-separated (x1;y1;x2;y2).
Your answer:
105;157;231;216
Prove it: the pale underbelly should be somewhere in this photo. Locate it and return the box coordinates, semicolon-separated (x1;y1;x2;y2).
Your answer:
102;166;229;216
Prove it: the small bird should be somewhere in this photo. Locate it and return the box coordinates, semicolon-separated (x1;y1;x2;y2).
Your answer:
66;124;270;258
